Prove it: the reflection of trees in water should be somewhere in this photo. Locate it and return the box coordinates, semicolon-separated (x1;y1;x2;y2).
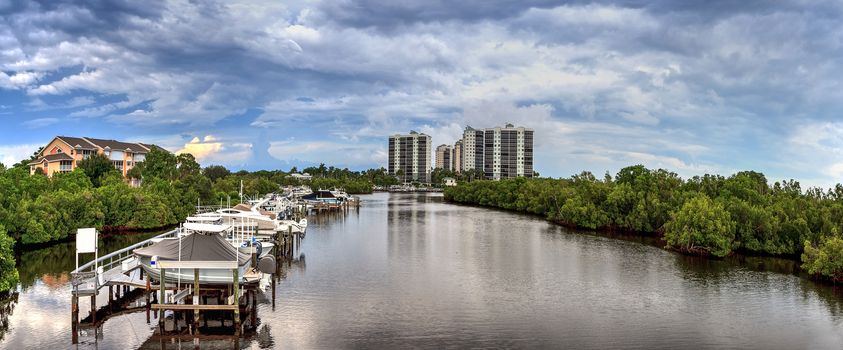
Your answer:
16;232;162;289
672;254;734;287
0;293;18;343
727;254;800;275
16;242;75;289
801;280;843;316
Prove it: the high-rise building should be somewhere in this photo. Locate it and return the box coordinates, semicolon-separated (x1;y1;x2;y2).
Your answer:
453;140;462;174
483;124;534;179
461;126;484;174
388;131;432;183
435;144;452;171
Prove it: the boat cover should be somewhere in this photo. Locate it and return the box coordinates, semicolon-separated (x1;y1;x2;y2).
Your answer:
183;222;231;233
233;203;252;212
134;233;250;265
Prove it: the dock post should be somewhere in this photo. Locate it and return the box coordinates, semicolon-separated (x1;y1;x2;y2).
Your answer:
108;285;113;313
250;290;256;327
271;275;276;310
90;294;96;324
71;295;79;344
233;268;240;337
159;268;166;335
288;226;293;257
193;268;200;336
145;279;151;323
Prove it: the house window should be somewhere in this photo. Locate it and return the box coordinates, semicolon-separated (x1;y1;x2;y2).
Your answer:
52;146;61;154
59;160;73;172
113;160;124;171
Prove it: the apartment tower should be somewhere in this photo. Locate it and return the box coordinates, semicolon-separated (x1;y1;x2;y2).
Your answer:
453;140;462;174
460;126;485;174
482;124;534;179
388;131;432;183
435;144;453;171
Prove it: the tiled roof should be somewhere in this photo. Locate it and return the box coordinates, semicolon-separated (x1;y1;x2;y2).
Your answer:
83;137;152;153
30;153;74;165
57;136;98;149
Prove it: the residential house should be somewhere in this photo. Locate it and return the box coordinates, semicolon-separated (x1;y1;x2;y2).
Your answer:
28;136;160;182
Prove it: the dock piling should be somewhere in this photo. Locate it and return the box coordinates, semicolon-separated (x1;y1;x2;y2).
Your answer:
71;295;79;344
193;268;200;336
90;294;96;324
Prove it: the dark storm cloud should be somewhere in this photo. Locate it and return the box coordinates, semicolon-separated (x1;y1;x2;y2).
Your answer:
1;0;843;184
314;0;566;29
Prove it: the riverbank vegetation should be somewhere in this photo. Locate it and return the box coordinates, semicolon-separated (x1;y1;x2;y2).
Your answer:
0;151;396;292
444;165;843;282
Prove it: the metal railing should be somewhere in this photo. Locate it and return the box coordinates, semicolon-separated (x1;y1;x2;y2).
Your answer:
195;205;227;214
71;229;179;288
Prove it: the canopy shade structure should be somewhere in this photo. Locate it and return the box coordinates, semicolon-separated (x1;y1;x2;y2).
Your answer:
134;232;250;264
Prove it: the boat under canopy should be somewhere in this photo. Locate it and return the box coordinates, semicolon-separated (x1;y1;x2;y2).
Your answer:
134;233;252;284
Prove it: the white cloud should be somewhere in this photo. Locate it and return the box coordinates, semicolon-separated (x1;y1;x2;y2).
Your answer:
0;71;42;89
0;1;841;182
22;117;59;128
175;135;253;165
0;143;40;166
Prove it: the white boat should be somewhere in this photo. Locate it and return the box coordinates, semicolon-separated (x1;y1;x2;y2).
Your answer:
199;199;308;235
134;231;252;285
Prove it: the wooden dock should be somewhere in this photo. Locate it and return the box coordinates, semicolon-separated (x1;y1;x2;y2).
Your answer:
69;224;304;345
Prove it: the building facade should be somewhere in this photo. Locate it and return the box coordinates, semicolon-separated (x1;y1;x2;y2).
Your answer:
28;136;158;179
388;131;432;183
483;124;534;179
435;144;452;171
460;126;485;174
459;124;533;180
453;140;462;174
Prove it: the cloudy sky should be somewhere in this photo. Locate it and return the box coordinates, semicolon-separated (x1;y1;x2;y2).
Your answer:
1;0;843;186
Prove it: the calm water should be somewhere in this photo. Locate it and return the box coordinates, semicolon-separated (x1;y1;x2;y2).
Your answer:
2;192;843;349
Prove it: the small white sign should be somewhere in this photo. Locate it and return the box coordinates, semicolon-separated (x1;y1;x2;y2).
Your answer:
76;228;97;253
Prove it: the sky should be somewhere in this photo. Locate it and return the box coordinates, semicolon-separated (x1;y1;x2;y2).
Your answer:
1;0;843;187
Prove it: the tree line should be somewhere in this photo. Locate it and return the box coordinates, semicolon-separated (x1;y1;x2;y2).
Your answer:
443;165;843;283
0;150;397;293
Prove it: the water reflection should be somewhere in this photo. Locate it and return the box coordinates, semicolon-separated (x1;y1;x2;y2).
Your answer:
16;232;165;290
3;193;843;349
0;293;17;343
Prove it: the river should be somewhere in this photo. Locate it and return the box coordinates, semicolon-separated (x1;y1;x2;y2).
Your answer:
1;192;843;349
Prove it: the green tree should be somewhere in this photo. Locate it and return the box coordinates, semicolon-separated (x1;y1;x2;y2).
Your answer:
802;237;843;282
0;224;18;293
126;164;143;180
143;148;178;180
664;194;735;257
76;154;118;187
176;153;201;178
202;165;231;182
